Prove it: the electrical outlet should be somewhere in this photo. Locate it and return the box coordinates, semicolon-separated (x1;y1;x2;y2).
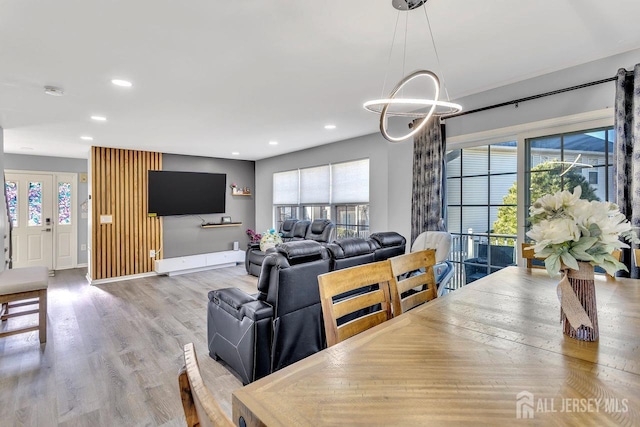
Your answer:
81;244;87;251
150;249;156;258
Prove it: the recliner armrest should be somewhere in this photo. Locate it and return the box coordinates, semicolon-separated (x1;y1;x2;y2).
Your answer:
209;288;274;322
209;288;256;308
240;300;273;321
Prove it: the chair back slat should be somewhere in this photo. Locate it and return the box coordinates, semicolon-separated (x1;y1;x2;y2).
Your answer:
318;261;394;347
332;289;388;320
338;311;391;343
388;250;437;315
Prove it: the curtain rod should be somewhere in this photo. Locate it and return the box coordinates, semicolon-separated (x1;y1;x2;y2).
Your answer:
443;70;633;119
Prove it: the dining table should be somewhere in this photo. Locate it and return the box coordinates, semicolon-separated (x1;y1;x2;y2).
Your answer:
231;266;640;426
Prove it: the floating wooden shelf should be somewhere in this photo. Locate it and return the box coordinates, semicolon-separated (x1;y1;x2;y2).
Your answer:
231;188;252;196
200;222;243;229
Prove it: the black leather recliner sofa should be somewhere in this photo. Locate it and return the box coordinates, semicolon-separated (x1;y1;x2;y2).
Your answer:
208;232;406;384
245;219;335;276
209;240;331;384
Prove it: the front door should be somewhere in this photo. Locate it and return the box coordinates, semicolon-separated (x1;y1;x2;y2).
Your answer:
5;173;54;270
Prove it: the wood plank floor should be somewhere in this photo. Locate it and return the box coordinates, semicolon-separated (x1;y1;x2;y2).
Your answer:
0;266;257;426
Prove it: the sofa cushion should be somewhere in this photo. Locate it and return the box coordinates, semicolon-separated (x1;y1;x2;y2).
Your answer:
292;220;311;239
326;238;374;259
369;231;406;248
276;240;326;262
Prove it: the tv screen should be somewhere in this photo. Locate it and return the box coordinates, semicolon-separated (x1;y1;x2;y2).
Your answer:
148;171;226;216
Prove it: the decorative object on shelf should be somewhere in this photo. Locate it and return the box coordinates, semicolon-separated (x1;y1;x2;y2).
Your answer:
363;0;462;143
259;228;283;252
246;229;262;243
526;186;637;341
221;216;232;224
231;185;252;196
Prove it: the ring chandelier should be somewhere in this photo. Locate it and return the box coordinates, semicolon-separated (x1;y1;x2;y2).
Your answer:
364;0;462;142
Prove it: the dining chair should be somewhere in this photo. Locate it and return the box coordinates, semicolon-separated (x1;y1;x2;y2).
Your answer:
521;243;544;269
635;249;640;268
388;249;437;315
179;343;234;427
318;261;394;347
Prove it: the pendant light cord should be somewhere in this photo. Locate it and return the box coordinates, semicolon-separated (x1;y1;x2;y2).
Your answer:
381;11;402;98
422;3;452;102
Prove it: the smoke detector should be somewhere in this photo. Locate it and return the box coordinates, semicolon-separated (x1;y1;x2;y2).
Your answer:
44;86;64;96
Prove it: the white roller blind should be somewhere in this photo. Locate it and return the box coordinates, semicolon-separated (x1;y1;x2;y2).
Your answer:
273;170;299;205
300;165;330;204
331;159;369;203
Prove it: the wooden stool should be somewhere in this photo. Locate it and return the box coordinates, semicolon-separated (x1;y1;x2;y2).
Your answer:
0;266;49;343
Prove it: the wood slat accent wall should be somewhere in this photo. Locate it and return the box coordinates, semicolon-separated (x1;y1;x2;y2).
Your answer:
91;147;163;280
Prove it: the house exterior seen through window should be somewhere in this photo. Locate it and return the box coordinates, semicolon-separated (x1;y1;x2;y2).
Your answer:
445;126;614;289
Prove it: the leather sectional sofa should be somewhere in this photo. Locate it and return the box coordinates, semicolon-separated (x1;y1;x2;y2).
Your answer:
245;219;336;276
207;231;406;384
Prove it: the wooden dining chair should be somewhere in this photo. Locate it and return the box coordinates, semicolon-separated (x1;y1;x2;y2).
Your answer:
521;243;545;269
318;261;394;347
635;249;640;268
179;343;234;427
388;249;437;315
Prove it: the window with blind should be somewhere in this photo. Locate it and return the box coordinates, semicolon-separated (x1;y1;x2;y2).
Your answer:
273;159;369;238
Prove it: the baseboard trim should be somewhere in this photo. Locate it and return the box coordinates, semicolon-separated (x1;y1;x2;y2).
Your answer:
88;271;158;285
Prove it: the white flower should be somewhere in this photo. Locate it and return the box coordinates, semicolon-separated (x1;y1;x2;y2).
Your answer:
527;186;636;277
527;218;580;245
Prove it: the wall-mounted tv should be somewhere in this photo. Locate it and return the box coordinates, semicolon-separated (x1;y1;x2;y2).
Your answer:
148;171;226;216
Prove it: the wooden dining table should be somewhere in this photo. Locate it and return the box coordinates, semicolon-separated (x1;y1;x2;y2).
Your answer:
231;266;640;426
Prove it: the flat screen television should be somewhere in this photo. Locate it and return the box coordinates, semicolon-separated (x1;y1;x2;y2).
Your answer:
148;171;226;216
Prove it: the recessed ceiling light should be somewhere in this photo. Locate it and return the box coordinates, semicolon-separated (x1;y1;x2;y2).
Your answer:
80;136;94;141
324;124;336;130
111;79;133;87
44;86;64;96
91;115;107;121
231;152;240;155
269;141;278;145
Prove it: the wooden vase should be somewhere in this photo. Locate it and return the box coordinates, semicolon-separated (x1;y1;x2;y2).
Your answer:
561;262;599;341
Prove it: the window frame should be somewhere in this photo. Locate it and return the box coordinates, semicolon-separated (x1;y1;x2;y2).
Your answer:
445;109;614;270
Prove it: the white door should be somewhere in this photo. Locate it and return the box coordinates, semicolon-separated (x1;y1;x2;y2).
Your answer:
5;173;54;270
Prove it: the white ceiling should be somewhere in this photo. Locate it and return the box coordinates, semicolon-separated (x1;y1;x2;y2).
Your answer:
1;0;639;161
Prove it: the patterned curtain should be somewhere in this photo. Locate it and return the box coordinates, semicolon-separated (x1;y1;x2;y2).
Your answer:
411;118;446;245
613;64;640;278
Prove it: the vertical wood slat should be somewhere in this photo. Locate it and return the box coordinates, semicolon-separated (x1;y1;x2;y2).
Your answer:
90;147;162;280
100;147;107;279
91;148;98;280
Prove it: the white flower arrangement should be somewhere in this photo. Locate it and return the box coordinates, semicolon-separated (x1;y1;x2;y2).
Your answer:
526;186;637;276
259;228;283;252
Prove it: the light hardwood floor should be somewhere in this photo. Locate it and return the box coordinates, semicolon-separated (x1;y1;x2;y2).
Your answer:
0;266;257;426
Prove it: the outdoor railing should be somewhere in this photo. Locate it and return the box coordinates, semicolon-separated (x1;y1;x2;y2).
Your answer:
448;231;518;291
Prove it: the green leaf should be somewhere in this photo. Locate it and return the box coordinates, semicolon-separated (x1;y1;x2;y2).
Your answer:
545;253;561;277
569;246;594;262
560;252;579;271
572;236;598;252
588;223;602;238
